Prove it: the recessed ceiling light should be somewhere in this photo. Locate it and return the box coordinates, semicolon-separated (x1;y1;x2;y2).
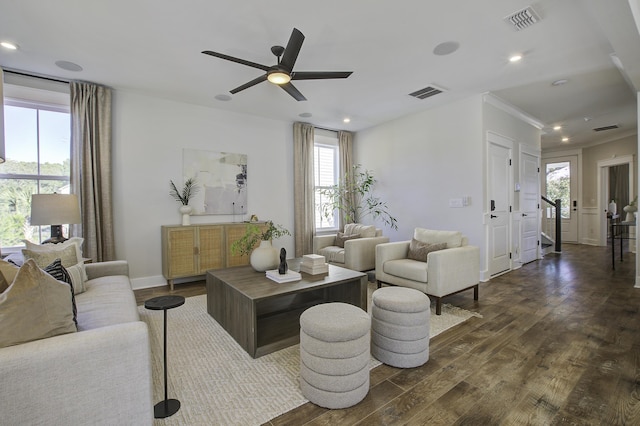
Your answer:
299;112;312;118
55;60;83;72
343;118;351;123
553;125;562;131
562;137;569;142
214;94;232;101
552;79;569;86
433;41;460;56
1;41;18;50
509;54;522;62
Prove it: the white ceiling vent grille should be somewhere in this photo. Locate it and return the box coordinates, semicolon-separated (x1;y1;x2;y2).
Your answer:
593;124;619;132
504;7;540;31
409;85;445;100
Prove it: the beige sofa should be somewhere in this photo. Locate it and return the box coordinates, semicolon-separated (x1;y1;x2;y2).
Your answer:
0;261;153;425
314;223;389;271
376;228;480;315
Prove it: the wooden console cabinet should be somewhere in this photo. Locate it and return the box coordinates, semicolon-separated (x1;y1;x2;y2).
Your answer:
161;222;267;290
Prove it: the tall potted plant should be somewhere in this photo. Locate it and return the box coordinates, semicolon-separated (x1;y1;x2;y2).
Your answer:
319;164;398;230
231;221;291;271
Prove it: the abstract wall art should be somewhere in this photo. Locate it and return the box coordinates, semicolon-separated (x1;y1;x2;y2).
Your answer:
183;149;247;215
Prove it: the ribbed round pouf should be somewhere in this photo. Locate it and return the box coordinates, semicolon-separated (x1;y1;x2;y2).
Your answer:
299;302;371;409
371;287;430;368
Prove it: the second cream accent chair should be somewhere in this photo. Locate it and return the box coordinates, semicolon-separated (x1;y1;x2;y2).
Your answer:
376;228;480;315
314;223;389;272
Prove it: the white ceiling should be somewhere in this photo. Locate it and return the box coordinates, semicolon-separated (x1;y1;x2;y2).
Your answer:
1;0;639;151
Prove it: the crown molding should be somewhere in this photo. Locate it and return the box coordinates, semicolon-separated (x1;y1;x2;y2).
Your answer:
482;92;545;130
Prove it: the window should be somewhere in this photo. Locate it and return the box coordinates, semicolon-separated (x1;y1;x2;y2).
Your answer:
313;131;339;231
0;99;71;248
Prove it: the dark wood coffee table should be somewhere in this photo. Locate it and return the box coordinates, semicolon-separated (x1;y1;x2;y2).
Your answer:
206;259;367;358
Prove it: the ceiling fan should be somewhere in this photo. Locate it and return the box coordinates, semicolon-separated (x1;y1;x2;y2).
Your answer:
202;28;353;101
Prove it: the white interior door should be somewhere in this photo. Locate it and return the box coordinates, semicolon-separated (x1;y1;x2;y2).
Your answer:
521;151;540;264
488;139;512;276
543;155;578;243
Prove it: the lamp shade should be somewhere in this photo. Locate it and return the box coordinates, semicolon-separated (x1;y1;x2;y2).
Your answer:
30;194;81;225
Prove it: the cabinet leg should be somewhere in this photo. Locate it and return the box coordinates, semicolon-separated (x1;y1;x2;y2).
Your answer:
168;279;174;292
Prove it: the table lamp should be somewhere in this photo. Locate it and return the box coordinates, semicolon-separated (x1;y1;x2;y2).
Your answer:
30;194;81;244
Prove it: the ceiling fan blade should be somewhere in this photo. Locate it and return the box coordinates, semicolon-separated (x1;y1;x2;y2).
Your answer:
291;71;353;80
230;74;268;94
279;28;305;72
280;82;306;101
202;50;270;71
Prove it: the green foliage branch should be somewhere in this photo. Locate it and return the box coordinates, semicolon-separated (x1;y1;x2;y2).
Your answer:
169;177;198;205
231;220;291;256
319;164;398;230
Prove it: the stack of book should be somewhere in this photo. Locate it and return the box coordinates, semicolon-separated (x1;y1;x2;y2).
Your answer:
266;269;302;283
300;254;329;275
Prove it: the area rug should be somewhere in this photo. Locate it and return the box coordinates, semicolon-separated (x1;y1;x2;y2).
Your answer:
139;287;481;425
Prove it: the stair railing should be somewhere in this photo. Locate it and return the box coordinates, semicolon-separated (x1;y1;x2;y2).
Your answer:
541;196;562;253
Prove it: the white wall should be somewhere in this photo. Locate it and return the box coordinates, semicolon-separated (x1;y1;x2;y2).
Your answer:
354;95;485;251
354;93;541;281
111;90;295;289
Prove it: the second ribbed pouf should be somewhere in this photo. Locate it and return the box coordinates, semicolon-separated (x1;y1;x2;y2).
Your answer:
299;302;371;409
371;286;430;368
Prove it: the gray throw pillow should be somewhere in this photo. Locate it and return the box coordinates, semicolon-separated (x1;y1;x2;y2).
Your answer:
335;232;361;248
407;239;447;262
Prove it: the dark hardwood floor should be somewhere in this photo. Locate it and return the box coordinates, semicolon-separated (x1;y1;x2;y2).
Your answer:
134;243;640;425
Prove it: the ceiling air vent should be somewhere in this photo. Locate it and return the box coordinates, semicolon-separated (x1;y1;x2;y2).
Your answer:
504;7;540;31
409;85;445;100
593;124;619;132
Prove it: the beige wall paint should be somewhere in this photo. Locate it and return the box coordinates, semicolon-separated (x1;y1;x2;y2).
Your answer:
581;135;638;208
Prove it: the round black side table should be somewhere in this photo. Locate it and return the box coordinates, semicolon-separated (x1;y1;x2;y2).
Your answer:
145;295;185;419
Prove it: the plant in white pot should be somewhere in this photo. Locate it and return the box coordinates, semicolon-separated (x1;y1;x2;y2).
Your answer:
169;177;199;225
231;221;291;271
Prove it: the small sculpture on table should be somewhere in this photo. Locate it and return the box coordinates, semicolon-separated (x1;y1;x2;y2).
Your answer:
278;248;288;275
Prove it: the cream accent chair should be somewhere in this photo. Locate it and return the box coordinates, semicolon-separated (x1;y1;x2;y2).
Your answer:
314;223;389;271
376;228;480;315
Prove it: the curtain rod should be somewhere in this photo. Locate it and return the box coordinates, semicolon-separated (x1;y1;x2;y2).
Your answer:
314;126;340;133
4;68;70;85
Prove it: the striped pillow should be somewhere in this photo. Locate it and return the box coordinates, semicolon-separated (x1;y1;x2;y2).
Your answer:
43;259;77;328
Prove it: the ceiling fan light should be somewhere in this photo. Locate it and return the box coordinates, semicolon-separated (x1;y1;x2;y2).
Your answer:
267;72;291;85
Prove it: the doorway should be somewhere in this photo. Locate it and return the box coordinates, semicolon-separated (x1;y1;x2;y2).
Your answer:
542;155;578;243
597;155;634;246
487;133;513;276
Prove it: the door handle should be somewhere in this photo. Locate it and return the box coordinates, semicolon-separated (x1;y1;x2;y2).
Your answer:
491;214;497;219
522;213;528;217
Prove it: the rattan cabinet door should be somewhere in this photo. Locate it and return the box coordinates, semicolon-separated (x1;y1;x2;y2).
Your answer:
225;224;252;267
164;227;198;278
198;225;224;271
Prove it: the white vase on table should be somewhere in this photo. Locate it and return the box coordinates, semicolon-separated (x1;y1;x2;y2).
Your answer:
250;240;278;272
179;205;193;226
623;204;637;222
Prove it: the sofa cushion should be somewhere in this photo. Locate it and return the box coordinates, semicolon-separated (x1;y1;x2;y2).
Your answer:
0;260;20;292
344;223;376;238
407;239;447;262
413;228;463;248
336;232;360;248
318;246;345;264
384;259;428;283
23;237;84;267
75;275;139;331
0;259;77;348
23;244;78;269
